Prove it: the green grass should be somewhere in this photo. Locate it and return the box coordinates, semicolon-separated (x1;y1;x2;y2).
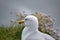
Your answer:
0;25;25;40
0;25;57;40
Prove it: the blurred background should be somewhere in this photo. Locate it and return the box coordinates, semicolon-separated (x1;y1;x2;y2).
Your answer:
0;0;60;40
0;0;60;27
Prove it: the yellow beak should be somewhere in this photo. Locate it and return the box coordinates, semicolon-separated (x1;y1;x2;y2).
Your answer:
18;20;24;24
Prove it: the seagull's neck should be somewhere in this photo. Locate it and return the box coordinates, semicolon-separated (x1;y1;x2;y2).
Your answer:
22;26;38;40
28;26;38;32
23;26;38;34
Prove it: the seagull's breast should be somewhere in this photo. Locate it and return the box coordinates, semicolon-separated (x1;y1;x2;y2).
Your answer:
25;32;45;40
22;27;45;40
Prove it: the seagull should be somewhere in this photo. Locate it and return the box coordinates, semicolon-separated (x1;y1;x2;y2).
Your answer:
18;15;55;40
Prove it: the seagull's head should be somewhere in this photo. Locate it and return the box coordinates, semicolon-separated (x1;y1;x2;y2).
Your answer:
18;15;38;28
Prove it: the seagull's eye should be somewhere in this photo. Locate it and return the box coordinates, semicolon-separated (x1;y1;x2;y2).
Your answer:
25;19;28;21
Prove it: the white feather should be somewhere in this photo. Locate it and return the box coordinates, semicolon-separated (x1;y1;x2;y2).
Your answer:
22;15;55;40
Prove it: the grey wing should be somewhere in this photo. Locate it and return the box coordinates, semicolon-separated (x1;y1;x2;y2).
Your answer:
41;33;55;40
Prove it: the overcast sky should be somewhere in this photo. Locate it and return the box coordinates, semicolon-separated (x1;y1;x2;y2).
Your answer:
0;0;60;27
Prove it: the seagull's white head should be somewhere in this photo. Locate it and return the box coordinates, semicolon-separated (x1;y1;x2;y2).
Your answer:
24;15;38;28
18;15;38;31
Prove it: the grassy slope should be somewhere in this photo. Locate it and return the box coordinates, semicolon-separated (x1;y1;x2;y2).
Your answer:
0;25;24;40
